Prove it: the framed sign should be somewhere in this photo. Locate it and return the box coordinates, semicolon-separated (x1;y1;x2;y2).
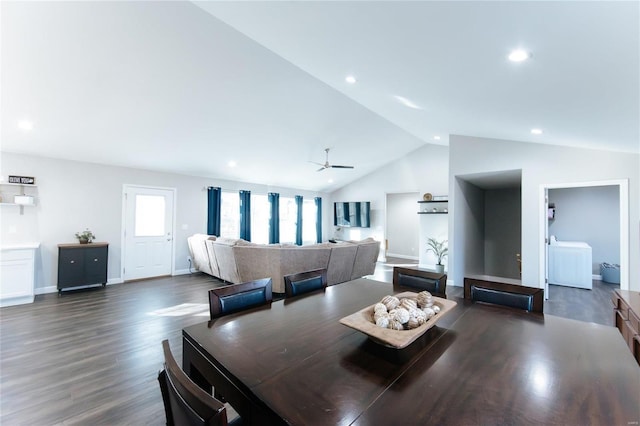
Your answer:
8;175;35;185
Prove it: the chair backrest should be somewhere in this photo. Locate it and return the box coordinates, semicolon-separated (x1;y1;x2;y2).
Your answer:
158;340;228;426
284;268;328;298
392;267;447;298
208;278;273;319
463;277;544;313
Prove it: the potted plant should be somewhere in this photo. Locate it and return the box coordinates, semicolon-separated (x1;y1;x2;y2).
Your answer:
75;228;96;244
426;237;448;273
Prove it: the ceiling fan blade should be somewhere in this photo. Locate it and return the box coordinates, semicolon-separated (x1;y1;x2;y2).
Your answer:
310;161;325;166
317;166;326;172
330;165;354;169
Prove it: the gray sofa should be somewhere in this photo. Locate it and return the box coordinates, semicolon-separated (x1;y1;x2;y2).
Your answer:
187;234;380;293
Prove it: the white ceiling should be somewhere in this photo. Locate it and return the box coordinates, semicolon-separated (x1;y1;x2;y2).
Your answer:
2;1;638;192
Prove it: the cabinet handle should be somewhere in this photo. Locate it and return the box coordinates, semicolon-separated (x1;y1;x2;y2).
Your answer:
94;258;98;262
70;260;75;264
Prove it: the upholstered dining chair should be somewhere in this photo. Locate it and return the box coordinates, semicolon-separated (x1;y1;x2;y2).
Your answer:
208;278;273;320
392;267;447;298
463;277;544;313
283;268;328;298
158;339;238;426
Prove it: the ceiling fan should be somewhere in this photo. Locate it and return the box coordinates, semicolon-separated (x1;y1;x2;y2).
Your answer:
312;148;354;172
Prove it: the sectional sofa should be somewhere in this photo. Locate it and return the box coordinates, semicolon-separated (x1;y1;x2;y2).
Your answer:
187;234;381;293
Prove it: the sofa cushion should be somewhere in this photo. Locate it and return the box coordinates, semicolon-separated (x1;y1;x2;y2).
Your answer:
350;240;380;280
327;243;357;285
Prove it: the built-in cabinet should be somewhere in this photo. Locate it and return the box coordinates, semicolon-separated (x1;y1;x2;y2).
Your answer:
58;243;109;293
612;289;640;366
0;243;40;307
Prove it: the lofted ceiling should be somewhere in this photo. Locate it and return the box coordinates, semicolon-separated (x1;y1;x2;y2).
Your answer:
2;1;638;192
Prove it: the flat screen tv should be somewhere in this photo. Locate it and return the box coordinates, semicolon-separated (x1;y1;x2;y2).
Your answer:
334;201;371;228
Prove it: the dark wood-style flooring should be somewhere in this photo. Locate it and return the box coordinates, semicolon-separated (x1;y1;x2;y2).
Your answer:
0;260;620;425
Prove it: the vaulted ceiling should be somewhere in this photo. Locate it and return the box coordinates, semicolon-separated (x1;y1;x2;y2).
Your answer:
2;1;638;192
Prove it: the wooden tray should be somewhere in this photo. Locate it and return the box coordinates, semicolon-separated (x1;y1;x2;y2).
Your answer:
339;292;457;349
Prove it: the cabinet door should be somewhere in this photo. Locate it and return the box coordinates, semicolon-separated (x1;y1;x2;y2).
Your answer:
84;246;108;284
0;250;34;299
58;249;85;287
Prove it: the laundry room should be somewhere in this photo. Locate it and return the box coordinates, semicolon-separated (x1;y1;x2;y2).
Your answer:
548;185;620;289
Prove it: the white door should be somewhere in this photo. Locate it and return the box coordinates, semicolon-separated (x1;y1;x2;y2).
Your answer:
123;185;175;281
544;188;550;300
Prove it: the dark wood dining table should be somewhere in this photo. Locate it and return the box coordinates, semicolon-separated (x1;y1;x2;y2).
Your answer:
182;278;640;425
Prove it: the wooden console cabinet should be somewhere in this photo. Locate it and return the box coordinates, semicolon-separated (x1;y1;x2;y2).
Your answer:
612;289;640;366
57;243;108;293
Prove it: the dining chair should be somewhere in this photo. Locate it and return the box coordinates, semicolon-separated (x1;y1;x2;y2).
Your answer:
208;278;273;320
284;268;328;298
158;339;236;426
392;266;447;298
463;277;544;313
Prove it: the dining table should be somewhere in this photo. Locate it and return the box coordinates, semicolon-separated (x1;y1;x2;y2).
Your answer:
182;278;640;425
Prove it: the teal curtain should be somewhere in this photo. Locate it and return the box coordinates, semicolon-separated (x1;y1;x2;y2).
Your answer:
315;197;322;243
268;193;280;243
207;187;221;236
295;195;303;245
239;190;251;241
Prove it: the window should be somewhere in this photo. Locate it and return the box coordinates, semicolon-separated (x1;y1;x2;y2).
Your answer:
279;197;297;244
302;199;317;244
251;194;269;244
134;195;165;237
220;191;239;238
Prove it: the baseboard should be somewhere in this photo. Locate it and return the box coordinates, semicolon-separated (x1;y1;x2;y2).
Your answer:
35;279;123;295
386;253;419;261
174;268;197;276
593;274;602;280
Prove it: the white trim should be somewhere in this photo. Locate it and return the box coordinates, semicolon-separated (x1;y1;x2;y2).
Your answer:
121;184;177;282
385;253;419;261
35;280;123;295
173;268;193;276
538;179;629;292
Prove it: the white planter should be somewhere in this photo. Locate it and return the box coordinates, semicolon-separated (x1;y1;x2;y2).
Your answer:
434;264;445;274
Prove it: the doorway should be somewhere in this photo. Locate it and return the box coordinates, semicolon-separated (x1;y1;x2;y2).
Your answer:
385;192;420;262
540;179;629;295
122;185;176;281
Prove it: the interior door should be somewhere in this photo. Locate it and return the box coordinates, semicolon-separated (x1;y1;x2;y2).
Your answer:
123;185;175;281
544;188;550;300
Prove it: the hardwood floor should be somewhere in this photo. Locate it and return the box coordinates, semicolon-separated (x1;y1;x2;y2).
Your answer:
0;261;619;425
0;273;225;425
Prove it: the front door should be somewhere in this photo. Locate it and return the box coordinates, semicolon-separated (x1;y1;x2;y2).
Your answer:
123;185;175;281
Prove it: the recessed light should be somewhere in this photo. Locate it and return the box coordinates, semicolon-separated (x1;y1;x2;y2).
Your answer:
328;179;334;183
394;95;422;110
345;75;357;84
433;136;441;141
18;120;33;131
508;49;531;62
228;160;237;168
531;128;543;135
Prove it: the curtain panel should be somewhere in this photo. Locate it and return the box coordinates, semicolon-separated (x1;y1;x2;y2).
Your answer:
295;195;303;246
239;190;251;241
207;187;221;236
268;192;280;244
315;197;322;243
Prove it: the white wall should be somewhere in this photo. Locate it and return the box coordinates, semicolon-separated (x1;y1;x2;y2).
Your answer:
0;152;327;292
549;185;620;274
329;143;449;261
449;135;639;291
